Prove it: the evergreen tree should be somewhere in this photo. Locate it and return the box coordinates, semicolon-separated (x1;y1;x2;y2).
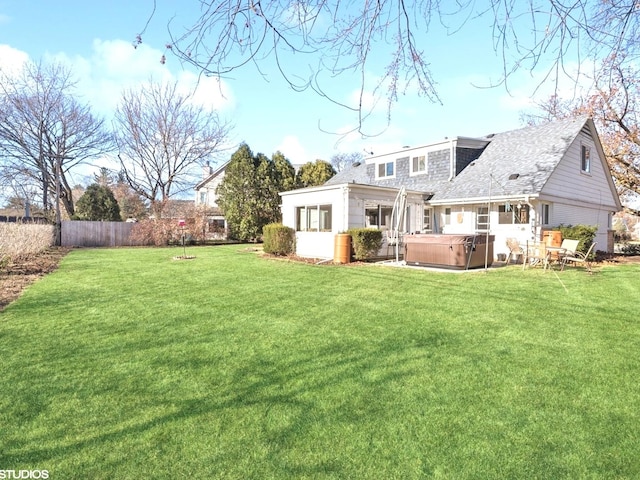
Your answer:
296;160;336;188
216;144;298;241
74;184;121;221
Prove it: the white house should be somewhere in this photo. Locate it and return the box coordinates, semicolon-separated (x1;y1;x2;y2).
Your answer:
194;161;229;239
280;116;622;260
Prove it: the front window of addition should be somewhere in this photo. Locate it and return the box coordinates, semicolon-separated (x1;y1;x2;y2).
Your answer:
295;205;332;231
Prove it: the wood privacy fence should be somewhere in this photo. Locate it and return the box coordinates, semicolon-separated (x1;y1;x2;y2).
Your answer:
61;221;142;247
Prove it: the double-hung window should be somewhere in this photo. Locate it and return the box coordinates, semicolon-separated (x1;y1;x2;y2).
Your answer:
423;207;432;232
412;155;427;174
476;206;489;232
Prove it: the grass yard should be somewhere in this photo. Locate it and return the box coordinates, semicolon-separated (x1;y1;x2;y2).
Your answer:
1;245;639;479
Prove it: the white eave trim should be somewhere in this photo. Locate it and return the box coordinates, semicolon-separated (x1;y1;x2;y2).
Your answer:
429;194;539;206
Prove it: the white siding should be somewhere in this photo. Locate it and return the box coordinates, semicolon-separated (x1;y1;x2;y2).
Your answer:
195;171;225;207
543;129;618;209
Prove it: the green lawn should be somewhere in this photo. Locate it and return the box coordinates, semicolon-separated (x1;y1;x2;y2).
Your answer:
1;245;639;479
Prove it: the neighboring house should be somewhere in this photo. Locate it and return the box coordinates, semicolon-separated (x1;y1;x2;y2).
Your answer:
194;161;229;239
280;116;622;260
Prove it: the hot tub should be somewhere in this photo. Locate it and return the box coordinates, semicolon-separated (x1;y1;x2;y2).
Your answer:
404;234;495;269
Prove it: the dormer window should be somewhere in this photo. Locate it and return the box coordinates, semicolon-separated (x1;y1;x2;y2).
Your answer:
581;144;591;173
377;161;395;178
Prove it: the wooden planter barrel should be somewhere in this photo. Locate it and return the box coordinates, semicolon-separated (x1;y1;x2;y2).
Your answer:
333;234;352;264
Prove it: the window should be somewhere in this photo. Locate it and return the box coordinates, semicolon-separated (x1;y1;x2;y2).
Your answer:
365;205;394;229
295;205;332;231
444;207;451;225
476;206;489;231
423;207;432;232
377;161;395;178
498;203;530;224
199;191;206;204
542;203;550;225
412;155;427;174
581;144;591;173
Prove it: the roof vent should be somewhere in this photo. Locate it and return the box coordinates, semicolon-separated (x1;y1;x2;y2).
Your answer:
352;161;361;167
508;173;520;180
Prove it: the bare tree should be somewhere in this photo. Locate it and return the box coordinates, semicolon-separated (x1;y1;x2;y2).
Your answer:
113;80;231;215
0;61;114;218
140;1;640;135
330;151;364;172
523;55;640;202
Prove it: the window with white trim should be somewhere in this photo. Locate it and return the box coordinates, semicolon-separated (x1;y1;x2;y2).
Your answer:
476;206;489;232
581;144;591;173
444;207;451;225
365;205;393;229
542;203;550;225
412;155;427;174
498;203;530;224
377;161;395;178
423;207;432;232
295;204;332;231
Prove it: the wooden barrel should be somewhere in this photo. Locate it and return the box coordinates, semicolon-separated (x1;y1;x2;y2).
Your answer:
333;234;351;264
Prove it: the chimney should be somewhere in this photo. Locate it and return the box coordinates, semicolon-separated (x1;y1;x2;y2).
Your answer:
202;161;213;179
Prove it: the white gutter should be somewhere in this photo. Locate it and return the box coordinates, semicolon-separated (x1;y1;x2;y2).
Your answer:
448;138;456;181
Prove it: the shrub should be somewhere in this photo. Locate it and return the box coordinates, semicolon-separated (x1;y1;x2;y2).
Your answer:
620;243;640;255
555;224;598;256
347;228;383;260
0;223;54;267
129;204;211;246
74;184;121;221
262;223;295;256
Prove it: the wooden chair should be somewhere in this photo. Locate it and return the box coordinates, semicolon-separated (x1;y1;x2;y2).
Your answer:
561;242;597;273
505;238;525;264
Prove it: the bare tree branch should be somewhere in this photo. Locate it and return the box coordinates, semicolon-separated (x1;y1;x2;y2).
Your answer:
113;79;232;214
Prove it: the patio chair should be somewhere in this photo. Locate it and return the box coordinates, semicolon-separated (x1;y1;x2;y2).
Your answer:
523;241;550;271
552;238;580;263
505;238;525;264
560;242;597;273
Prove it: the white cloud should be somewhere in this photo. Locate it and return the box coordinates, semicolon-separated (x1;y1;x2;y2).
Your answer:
41;39;234;118
0;44;29;76
176;70;235;112
275;135;312;165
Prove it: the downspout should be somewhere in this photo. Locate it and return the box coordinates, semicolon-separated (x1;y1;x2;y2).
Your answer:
342;185;350;232
524;195;537;240
448;138;456;181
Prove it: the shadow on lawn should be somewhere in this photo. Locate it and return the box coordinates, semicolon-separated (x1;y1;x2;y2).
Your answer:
3;330;455;476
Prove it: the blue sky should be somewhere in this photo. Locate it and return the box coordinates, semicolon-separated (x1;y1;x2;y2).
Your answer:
0;1;572;182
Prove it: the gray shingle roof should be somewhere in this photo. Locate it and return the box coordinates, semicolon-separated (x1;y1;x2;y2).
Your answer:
325;115;591;201
436;115;590;201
